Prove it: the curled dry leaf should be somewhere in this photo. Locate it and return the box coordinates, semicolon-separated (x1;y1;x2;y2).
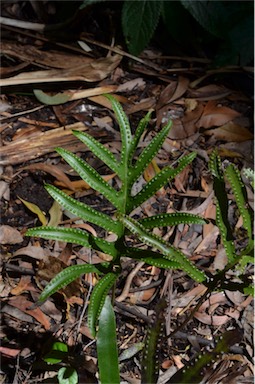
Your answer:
0;225;23;244
196;100;240;129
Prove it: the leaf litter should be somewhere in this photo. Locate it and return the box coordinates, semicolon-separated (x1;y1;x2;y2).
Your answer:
0;9;253;384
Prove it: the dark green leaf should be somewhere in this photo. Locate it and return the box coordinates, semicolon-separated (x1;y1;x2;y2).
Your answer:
122;0;162;56
72;130;121;175
37;263;108;303
45;184;122;236
130;121;172;184
97;296;120;384
56;147;122;210
119;215;206;282
26;225;118;257
129;152;196;211
139;212;207;228
88;272;119;337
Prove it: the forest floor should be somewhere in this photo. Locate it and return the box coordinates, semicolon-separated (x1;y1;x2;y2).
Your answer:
0;2;254;384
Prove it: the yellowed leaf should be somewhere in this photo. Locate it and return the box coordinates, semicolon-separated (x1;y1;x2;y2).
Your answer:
48;201;62;227
19;197;47;225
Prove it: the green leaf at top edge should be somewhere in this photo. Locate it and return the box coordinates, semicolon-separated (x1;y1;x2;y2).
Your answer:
129;120;172;184
104;94;132;168
128;110;152;164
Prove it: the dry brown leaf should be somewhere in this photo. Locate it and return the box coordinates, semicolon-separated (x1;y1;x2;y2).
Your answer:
168;103;204;139
169;76;190;103
0;54;122;86
0;346;21;358
13;245;47;260
21;163;75;191
8;296;51;330
196;100;240;129
0;225;23;244
188;84;231;100
11;276;35;295
204;121;253;142
194;312;233;326
1;41;94;69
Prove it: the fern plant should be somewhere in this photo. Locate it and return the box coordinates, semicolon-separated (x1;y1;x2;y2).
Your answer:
26;95;207;380
208;151;254;295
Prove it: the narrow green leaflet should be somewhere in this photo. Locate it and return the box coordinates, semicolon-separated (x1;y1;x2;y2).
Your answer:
169;330;242;383
141;299;167;384
119;215;206;282
26;226;118;257
37;263;107;303
128;110;152;163
104;95;132;170
88;272;119;337
56;147;122;210
129;121;172;184
72;130;121;175
139;212;207;228
225;164;253;243
128;152;197;212
45;184;122;236
97;296;120;384
125;247;182;270
209;152;236;263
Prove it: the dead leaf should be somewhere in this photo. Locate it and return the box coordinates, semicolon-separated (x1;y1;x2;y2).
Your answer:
1;41;94;69
0;225;23;244
0;346;20;358
13;245;47;261
196;100;240;129
204;121;253;142
168;103;204;139
188;84;231;100
169;76;190;103
19;197;47;226
21;163;75;191
11;276;35;295
0;54;122;86
8;296;51;330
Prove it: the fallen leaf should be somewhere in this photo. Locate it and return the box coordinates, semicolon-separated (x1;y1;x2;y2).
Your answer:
19;197;47;226
11;276;35;295
204;121;253;142
21;163;75;191
8;296;51;330
48;201;62;227
196;100;240;128
0;225;23;244
0;54;122;86
0;346;20;358
168;103;204;139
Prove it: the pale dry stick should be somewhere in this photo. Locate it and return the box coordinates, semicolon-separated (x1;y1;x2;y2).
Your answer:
0;105;45;122
115;261;145;302
76;249;93;339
